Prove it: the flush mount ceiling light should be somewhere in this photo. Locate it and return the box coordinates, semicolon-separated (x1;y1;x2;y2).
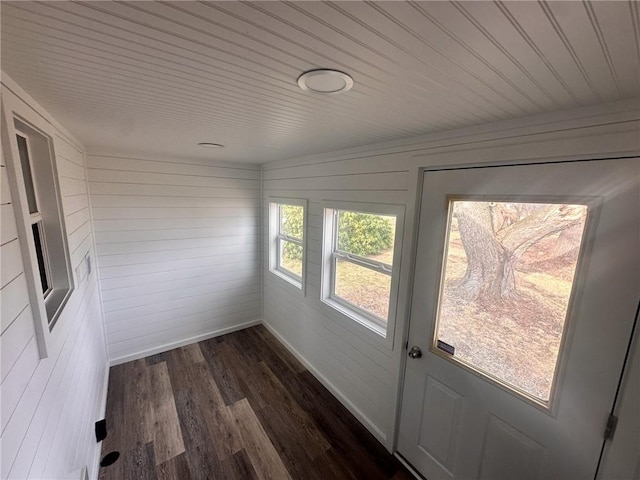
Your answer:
297;69;354;94
198;142;224;148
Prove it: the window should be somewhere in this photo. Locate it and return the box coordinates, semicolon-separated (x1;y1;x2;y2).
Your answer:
321;203;404;338
13;120;73;329
17;134;52;298
433;200;588;404
269;199;306;290
31;222;51;296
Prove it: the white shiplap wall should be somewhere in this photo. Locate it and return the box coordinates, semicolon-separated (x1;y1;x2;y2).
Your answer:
87;154;262;363
261;99;640;449
1;78;108;480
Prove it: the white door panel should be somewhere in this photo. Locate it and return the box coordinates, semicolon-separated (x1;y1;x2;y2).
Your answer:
398;159;640;480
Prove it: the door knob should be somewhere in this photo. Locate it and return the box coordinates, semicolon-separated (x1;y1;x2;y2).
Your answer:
408;346;422;359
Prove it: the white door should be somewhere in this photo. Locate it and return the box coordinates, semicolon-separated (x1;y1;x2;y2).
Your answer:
398;159;639;480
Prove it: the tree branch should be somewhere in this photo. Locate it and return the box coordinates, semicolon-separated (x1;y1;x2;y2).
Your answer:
499;205;584;257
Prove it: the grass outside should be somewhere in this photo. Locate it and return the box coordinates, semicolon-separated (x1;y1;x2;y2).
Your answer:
334;259;391;319
281;257;303;277
282;247;394;321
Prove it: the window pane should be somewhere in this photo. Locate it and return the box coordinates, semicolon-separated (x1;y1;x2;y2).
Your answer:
336;211;396;264
334;258;391;321
16;135;38;214
435;200;588;402
279;239;302;277
279;205;303;240
32;222;50;297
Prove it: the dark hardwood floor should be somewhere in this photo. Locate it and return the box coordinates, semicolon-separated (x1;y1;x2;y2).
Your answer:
98;325;414;480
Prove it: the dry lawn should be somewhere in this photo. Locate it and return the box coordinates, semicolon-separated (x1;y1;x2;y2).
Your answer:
438;224;578;401
334;256;391;320
283;249;394;321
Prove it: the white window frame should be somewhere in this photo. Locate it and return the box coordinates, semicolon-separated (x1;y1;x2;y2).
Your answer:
268;197;307;293
16;133;54;299
320;201;405;339
2;95;75;358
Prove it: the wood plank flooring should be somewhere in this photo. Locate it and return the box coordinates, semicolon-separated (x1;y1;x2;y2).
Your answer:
99;325;414;480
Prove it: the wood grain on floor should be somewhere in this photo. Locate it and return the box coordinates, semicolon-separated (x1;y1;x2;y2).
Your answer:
98;325;414;480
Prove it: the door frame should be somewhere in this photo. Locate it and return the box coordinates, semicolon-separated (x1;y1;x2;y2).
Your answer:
595;300;640;478
391;156;640;473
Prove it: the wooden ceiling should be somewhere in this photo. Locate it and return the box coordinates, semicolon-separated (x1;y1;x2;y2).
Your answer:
2;1;638;163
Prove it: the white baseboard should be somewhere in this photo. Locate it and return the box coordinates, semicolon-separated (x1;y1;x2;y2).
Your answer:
261;321;388;447
89;362;111;479
108;319;263;366
60;466;89;480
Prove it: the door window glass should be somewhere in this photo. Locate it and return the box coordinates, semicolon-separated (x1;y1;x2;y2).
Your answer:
434;200;588;403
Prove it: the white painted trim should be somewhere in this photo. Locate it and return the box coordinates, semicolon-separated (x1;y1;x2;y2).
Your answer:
262;321;389;449
89;365;110;480
108;318;262;366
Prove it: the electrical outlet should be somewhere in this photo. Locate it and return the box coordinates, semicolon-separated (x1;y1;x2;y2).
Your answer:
95;418;107;442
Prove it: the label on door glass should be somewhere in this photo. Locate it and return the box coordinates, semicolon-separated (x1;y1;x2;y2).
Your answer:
437;340;455;355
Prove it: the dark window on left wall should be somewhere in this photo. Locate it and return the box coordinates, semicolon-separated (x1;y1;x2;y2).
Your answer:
14;123;73;329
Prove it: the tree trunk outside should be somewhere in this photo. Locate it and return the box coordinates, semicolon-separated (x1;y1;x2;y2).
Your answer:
499;204;584;258
454;202;584;302
455;202;515;302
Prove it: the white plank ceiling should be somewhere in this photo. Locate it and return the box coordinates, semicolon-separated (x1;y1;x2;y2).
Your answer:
1;1;638;164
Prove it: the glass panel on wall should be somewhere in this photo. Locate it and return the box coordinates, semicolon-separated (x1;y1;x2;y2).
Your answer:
334;258;392;322
32;222;51;297
336;211;396;263
279;204;303;240
16;134;38;214
279;239;303;277
434;200;588;403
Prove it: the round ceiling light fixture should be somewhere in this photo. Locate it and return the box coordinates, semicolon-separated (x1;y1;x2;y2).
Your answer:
198;142;224;148
297;69;354;94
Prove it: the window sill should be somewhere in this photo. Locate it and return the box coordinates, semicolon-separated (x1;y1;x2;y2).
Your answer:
269;268;303;293
321;296;387;339
45;287;72;330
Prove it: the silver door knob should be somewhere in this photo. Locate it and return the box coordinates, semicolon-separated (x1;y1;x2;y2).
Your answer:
408;346;422;359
